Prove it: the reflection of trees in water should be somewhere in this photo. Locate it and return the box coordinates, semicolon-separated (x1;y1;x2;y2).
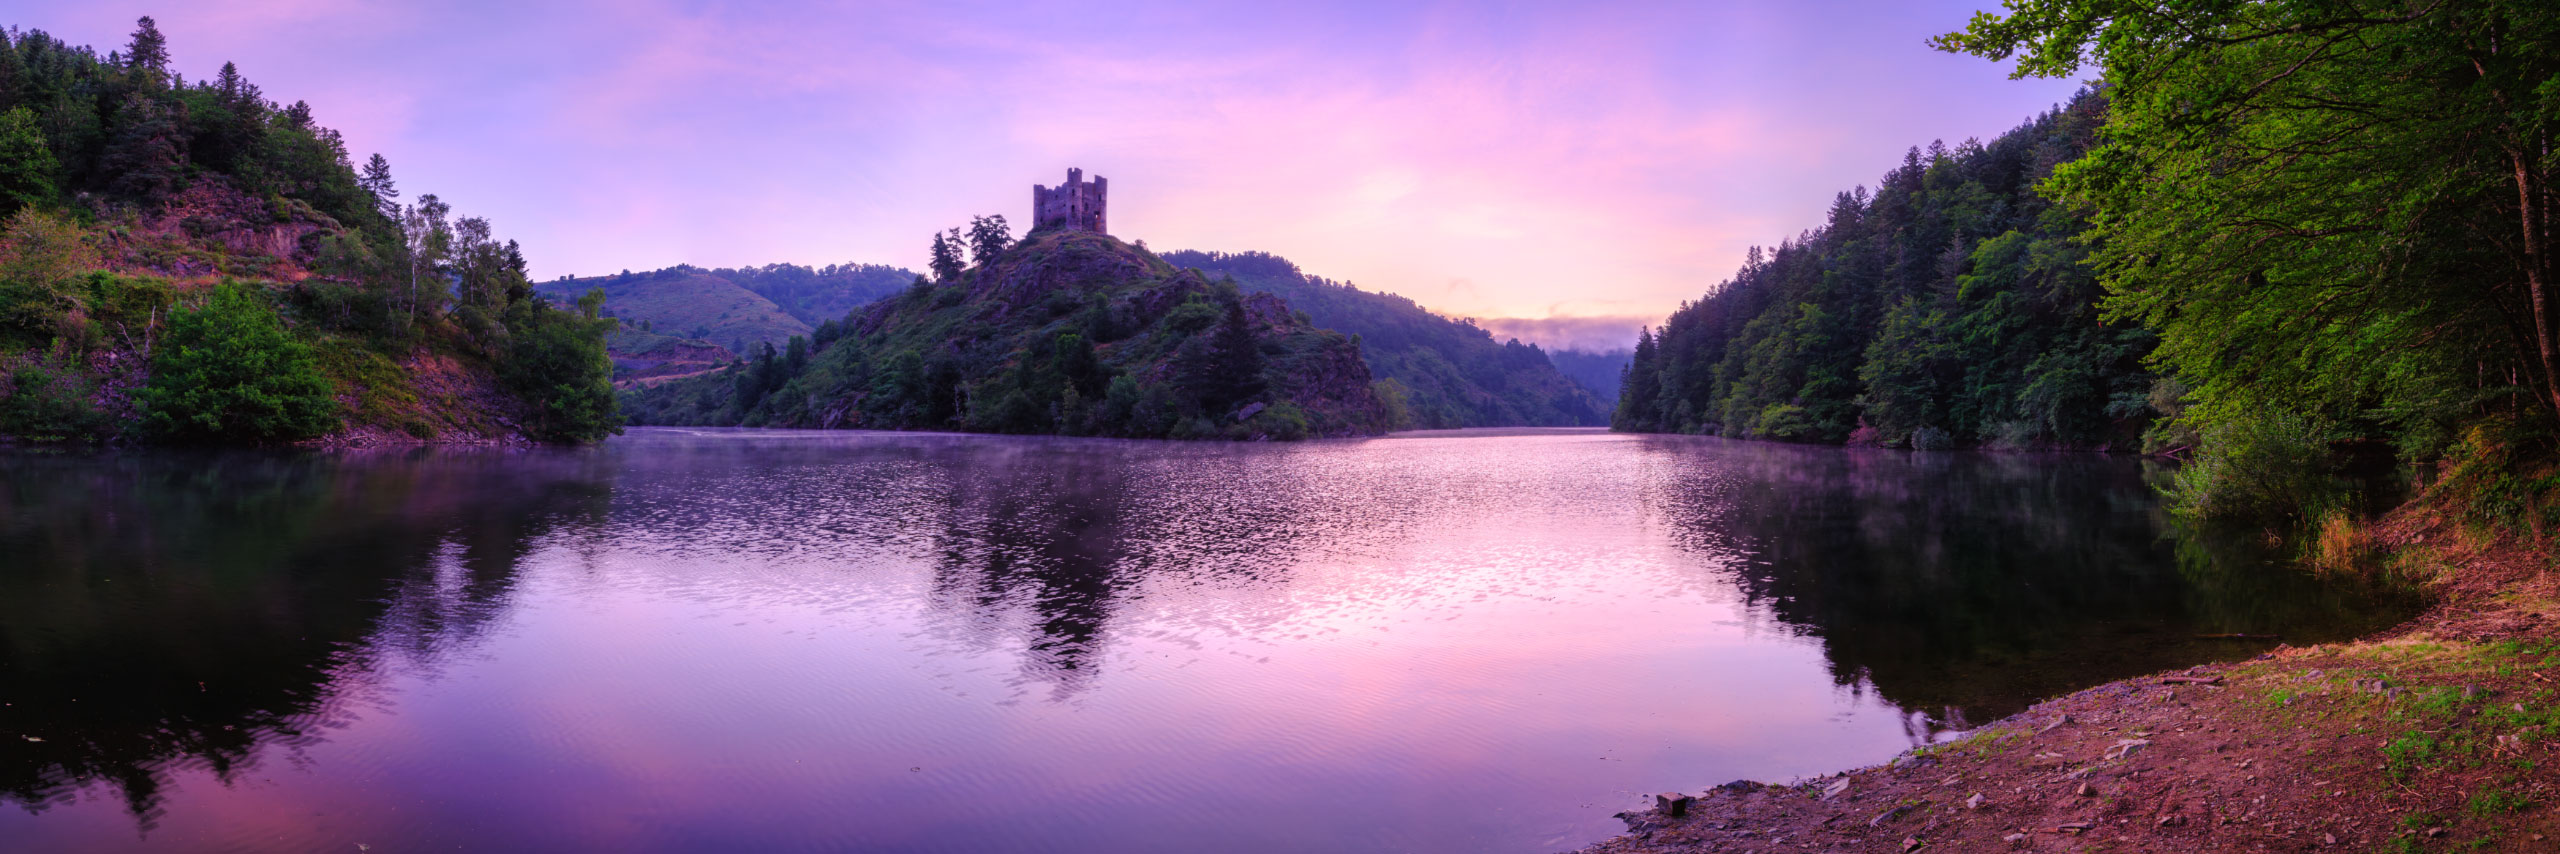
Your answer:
0;448;611;827
1637;437;2412;735
905;443;1126;702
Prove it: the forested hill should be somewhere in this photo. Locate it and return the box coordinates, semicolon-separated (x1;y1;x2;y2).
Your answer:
0;18;618;445
536;261;915;355
621;226;1394;440
1161;250;1607;427
1615;91;2152;450
1547;348;1631;404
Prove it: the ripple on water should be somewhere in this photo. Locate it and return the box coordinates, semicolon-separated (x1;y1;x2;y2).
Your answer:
0;428;2418;853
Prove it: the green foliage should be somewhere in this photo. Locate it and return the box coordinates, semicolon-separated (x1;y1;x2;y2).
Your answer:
1937;0;2560;517
966;215;1012;266
0;22;622;446
534;265;815;356
622;230;1391;439
0;107;58;214
1180;298;1266;414
0;354;108;441
1167;249;1606;427
1249;400;1311;441
1615;93;2147;449
497;288;622;444
1371;377;1413;431
2418;416;2560;540
0;209;98;345
929;228;965;283
139;282;339;443
2168;408;2342;523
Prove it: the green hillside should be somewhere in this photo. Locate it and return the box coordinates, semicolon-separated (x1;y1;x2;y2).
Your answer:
0;18;617;446
623;228;1393;439
721;262;915;327
1616;92;2148;451
1548;348;1630;404
1160;250;1606;427
537;266;810;356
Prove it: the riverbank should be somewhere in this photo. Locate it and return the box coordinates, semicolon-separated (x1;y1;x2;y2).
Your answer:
1576;508;2558;853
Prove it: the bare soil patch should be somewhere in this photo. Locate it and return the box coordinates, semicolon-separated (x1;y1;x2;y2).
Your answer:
1576;519;2559;853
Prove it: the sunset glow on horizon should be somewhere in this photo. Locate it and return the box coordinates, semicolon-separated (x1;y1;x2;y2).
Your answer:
21;1;2083;343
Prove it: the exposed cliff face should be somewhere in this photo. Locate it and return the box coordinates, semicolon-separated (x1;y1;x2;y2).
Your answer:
624;230;1394;439
82;177;337;282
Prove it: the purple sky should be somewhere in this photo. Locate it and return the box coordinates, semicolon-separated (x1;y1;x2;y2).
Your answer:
23;2;2079;342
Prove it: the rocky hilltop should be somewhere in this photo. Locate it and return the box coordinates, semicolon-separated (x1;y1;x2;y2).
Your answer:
623;227;1393;439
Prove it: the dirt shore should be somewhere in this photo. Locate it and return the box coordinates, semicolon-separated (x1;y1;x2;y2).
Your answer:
1575;511;2559;853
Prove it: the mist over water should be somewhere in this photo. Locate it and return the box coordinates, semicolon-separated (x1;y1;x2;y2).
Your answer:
0;429;2411;853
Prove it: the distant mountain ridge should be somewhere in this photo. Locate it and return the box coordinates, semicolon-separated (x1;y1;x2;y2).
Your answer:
536;262;918;357
1161;250;1607;427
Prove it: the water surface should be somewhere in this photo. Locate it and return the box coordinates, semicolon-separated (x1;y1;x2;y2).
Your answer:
0;428;2409;852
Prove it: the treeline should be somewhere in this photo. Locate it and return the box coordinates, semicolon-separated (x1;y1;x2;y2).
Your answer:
1631;2;2560;529
1546;348;1630;404
0;18;617;444
718;261;914;327
1163;249;1606;427
1617;90;2149;451
547;260;917;339
1927;2;2560;529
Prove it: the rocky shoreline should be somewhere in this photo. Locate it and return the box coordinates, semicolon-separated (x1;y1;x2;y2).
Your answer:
1575;513;2559;853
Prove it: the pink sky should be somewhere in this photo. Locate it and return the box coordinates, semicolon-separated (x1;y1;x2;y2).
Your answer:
20;1;2080;339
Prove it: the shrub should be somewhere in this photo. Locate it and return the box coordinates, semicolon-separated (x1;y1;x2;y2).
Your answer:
2305;508;2379;577
2167;407;2340;522
139;282;341;443
499;290;623;444
1910;425;1954;451
0;357;109;441
1753;403;1820;442
0;209;96;346
2419;415;2560;541
1250;401;1312;440
1371;378;1413;431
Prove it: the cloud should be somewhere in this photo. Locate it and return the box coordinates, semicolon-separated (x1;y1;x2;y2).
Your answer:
1473;315;1655;353
17;0;2084;316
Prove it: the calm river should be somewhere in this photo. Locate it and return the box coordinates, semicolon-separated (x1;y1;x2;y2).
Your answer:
0;428;2409;852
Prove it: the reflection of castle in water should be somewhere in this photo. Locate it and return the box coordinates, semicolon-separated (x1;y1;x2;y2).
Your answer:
909;440;1338;703
0;449;611;826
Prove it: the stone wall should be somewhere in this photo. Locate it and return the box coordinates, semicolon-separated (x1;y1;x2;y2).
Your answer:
1031;167;1108;234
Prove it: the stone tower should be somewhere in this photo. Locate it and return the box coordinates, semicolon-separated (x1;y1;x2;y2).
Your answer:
1032;168;1107;235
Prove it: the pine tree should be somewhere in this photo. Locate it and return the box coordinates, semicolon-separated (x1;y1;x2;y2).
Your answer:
0;35;32;112
359;153;397;218
1613;329;1660;431
99;93;184;203
0;107;56;214
214;61;244;101
928;229;964;283
124;17;168;86
1188;299;1266;413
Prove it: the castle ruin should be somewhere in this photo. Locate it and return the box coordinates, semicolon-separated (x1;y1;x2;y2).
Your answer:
1032;168;1107;235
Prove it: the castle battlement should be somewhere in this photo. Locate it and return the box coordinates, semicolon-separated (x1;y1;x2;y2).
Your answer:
1032;168;1107;235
